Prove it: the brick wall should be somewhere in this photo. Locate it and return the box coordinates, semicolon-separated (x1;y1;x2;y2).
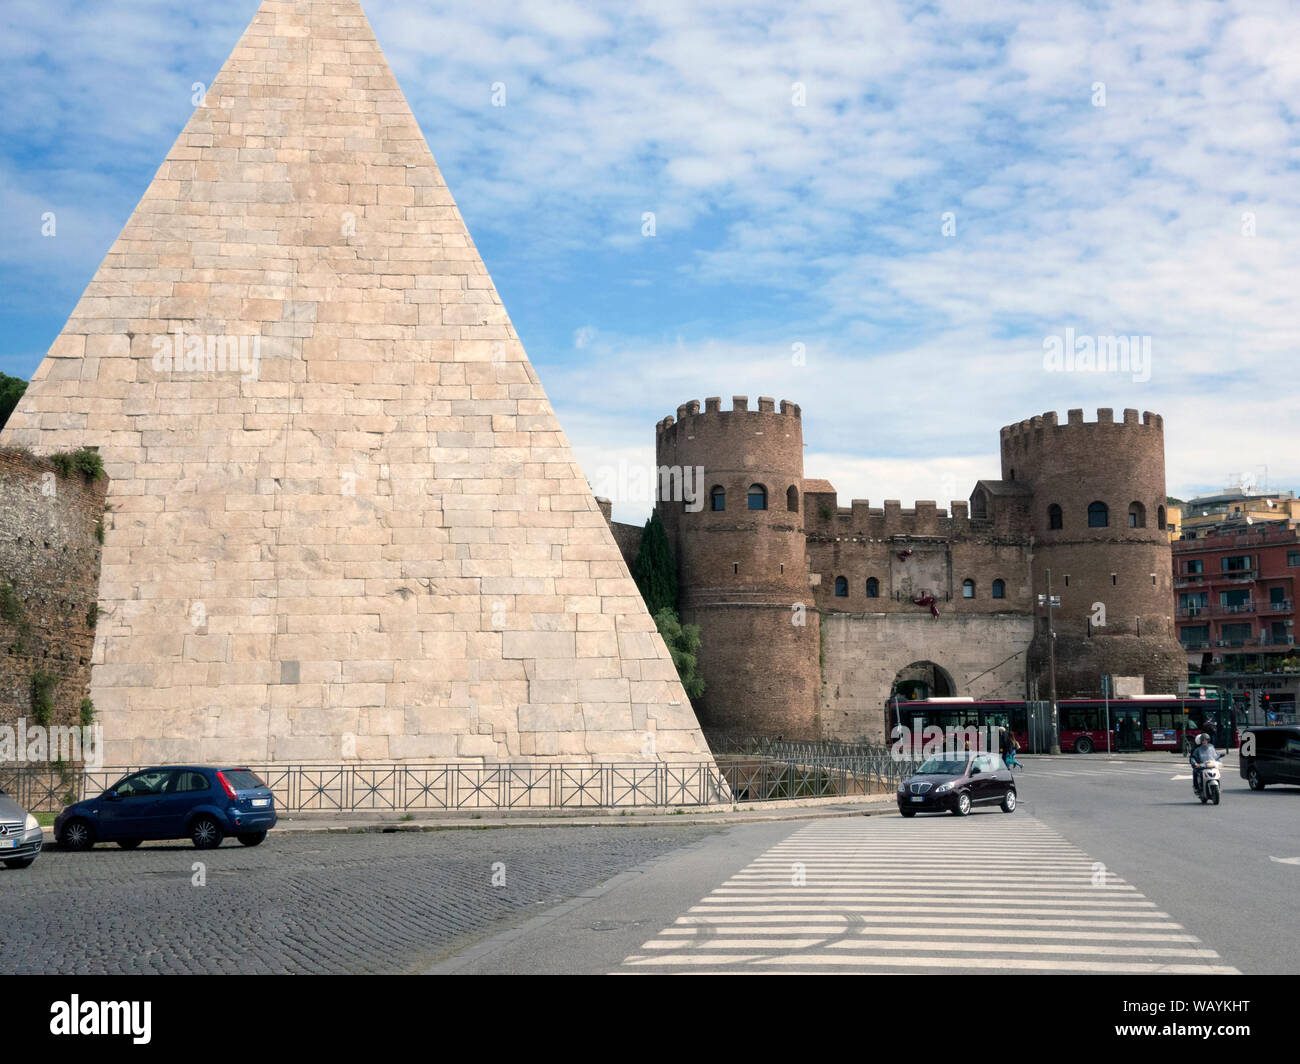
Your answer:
0;450;107;755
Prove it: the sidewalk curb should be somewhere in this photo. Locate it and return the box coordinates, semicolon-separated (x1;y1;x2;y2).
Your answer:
38;794;899;841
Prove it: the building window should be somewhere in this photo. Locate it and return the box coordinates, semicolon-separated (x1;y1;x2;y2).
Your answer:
1222;555;1252;573
1157;505;1166;530
992;579;1005;599
1128;501;1146;528
1186;559;1204;574
1180;625;1210;649
834;576;848;597
748;484;767;511
1088;501;1109;528
866;577;879;598
1048;504;1063;530
962;579;975;599
710;485;725;511
971;490;988;520
786;485;798;512
1289;551;1300;567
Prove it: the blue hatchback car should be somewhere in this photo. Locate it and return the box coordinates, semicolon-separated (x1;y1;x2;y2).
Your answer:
55;767;277;850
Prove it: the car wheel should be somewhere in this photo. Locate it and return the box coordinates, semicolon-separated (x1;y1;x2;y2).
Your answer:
190;816;224;850
952;792;972;817
116;839;141;850
237;831;267;847
1001;790;1017;813
1248;767;1265;791
59;818;95;851
1075;736;1094;755
3;857;36;869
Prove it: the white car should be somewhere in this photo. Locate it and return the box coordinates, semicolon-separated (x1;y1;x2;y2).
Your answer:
0;788;44;869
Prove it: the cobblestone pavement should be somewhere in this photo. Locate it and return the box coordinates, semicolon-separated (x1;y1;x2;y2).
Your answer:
0;825;725;974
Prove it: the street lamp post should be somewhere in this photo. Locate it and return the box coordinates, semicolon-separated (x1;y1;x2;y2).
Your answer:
1039;571;1062;756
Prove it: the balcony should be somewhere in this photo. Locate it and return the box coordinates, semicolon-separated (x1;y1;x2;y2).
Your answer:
1177;601;1256;618
1181;640;1211;650
1268;600;1294;612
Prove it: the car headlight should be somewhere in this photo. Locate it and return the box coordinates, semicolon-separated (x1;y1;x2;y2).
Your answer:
25;813;39;832
935;782;954;793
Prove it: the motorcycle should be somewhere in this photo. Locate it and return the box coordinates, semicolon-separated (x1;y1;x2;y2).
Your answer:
1193;760;1222;805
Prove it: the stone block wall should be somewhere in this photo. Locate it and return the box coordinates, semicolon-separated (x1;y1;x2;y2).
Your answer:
0;450;107;752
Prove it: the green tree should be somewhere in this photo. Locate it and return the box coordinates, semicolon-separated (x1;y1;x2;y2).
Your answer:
0;373;26;431
653;606;705;701
631;510;677;616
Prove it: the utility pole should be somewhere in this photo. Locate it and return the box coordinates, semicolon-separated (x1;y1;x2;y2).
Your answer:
1039;570;1062;755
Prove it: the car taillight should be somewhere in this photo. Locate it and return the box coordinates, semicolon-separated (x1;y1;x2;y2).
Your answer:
216;771;238;799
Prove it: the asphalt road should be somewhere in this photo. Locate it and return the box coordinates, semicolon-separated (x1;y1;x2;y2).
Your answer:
5;755;1294;974
1016;751;1300;974
440;754;1299;975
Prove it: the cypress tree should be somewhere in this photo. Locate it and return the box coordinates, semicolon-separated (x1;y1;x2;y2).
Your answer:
632;510;677;616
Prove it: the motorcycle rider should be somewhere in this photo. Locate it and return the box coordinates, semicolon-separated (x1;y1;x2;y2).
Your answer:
1189;732;1219;796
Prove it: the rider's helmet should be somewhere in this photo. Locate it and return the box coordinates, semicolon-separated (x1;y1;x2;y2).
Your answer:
1197;733;1208;745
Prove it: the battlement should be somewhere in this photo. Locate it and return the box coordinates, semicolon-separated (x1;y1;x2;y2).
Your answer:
657;395;802;435
806;492;981;536
1000;408;1163;447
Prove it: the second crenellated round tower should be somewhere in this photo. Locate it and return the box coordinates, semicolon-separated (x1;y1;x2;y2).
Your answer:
656;396;821;738
1001;408;1185;699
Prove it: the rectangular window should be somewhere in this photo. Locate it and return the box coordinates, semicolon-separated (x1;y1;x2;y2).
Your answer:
1220;589;1251;609
1186;559;1204;574
1289;551;1300;567
1221;622;1252;645
1222;555;1252;572
1180;625;1209;647
1180;592;1208;612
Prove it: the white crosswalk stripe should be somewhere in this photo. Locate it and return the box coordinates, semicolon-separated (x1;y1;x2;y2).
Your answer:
616;815;1238;974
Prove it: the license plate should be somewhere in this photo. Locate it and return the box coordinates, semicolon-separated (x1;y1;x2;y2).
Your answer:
910;796;924;803
252;798;270;807
0;839;17;849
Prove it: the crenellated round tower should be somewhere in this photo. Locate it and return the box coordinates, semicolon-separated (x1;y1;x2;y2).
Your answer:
656;396;821;738
1001;408;1185;699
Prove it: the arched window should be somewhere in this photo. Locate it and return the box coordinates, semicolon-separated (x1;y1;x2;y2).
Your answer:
786;485;799;512
1088;501;1109;528
992;578;1006;599
1157;505;1167;530
1128;501;1146;529
1048;504;1063;530
834;576;848;597
971;489;988;520
710;485;725;512
866;577;880;598
962;579;975;599
748;483;767;511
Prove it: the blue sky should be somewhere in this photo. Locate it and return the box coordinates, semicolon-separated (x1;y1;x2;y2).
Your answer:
3;0;1298;521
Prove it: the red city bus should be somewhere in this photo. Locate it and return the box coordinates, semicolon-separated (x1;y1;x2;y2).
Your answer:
1059;695;1234;754
889;695;1231;756
888;698;1029;755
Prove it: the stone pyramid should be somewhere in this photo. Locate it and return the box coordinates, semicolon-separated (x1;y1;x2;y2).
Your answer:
2;0;712;767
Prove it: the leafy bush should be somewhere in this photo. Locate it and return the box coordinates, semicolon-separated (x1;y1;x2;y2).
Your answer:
653;607;705;700
50;448;105;482
80;698;96;727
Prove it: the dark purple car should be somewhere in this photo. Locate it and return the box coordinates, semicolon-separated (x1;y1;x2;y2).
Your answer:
897;752;1017;817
